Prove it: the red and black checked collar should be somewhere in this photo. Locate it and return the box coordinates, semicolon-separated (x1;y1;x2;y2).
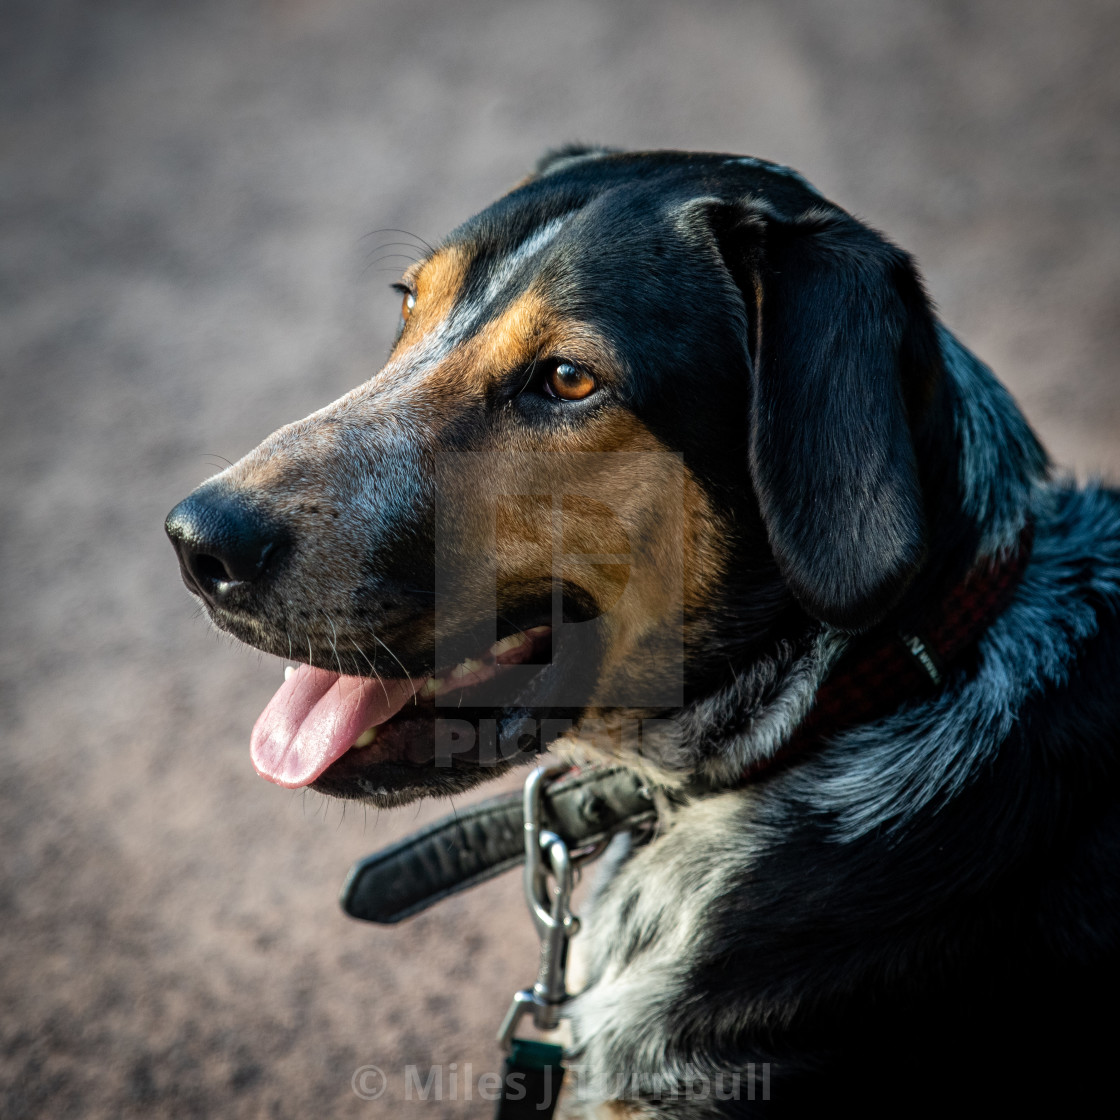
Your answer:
743;521;1035;783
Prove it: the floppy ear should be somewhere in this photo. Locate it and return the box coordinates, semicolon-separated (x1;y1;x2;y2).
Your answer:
714;205;940;631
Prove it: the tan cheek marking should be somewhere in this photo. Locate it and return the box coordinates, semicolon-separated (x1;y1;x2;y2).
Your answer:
476;398;728;629
540;414;731;766
495;494;552;585
562;494;630;557
561;494;631;614
474;402;730;733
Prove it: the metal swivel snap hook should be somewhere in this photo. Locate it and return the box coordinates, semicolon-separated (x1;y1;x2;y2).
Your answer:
497;765;581;1052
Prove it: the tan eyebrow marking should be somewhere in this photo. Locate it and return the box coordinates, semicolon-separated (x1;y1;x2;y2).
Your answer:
427;285;623;400
395;244;472;353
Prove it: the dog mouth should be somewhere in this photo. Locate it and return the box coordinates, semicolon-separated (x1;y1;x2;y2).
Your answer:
250;625;554;789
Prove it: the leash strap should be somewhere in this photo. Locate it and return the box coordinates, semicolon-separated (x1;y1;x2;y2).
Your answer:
496;1039;565;1119
340;766;656;924
493;771;580;1119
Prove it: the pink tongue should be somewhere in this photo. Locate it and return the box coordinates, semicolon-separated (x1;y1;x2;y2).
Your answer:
250;665;421;788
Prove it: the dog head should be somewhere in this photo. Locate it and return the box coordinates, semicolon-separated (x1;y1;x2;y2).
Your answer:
167;148;962;804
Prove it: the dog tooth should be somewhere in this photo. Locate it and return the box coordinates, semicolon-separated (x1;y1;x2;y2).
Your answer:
353;727;378;748
490;633;530;657
419;677;439;698
284;664;296;681
450;658;484;680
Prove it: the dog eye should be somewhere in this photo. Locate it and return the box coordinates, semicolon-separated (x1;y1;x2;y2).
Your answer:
542;360;596;402
392;283;417;320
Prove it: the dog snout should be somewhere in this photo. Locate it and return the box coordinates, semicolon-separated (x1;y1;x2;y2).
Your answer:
165;487;287;606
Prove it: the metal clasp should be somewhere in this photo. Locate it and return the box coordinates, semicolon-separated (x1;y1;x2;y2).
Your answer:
497;766;581;1052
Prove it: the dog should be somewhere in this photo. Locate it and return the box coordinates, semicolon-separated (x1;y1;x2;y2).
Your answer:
167;148;1120;1115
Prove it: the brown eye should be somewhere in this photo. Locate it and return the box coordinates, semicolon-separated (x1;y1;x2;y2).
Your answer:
392;283;417;322
544;360;596;401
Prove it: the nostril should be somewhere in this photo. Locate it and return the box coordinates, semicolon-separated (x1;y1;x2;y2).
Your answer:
165;489;287;603
194;553;234;586
189;542;278;587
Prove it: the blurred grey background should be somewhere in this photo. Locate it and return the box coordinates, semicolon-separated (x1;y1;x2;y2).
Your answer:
2;0;1118;1116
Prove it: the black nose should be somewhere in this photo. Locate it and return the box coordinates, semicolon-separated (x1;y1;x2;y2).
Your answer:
165;488;286;604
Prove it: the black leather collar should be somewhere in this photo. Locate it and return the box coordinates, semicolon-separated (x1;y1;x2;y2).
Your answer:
341;766;658;924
